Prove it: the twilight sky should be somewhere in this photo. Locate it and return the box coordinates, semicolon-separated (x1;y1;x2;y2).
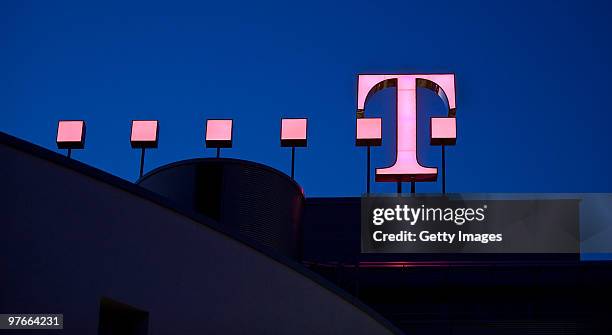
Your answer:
2;0;611;196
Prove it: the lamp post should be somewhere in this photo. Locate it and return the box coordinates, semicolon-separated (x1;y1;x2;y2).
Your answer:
356;118;382;195
56;120;86;158
205;119;233;158
280;118;307;180
130;120;159;179
430;117;457;194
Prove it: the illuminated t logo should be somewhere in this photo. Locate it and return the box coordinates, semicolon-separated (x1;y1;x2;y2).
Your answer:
357;74;456;183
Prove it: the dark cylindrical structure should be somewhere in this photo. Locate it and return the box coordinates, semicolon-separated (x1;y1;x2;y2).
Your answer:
138;158;304;259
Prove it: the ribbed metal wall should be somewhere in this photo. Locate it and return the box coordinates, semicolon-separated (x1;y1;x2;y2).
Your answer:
138;158;303;259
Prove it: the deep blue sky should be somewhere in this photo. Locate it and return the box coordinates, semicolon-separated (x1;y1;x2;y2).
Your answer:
2;0;611;196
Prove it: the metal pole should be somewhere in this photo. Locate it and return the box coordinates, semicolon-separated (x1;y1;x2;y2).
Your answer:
291;146;295;179
366;146;371;194
397;181;402;194
442;145;446;194
139;148;146;178
67;149;72;159
355;262;360;298
216;147;220;158
411;181;415;194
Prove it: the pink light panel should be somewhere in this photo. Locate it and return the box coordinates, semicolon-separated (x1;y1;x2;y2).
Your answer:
57;120;85;149
356;118;382;146
281;118;307;147
130;120;159;148
206;119;233;148
430;117;457;145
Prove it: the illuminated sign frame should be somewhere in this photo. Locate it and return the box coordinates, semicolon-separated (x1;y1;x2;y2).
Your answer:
356;74;457;189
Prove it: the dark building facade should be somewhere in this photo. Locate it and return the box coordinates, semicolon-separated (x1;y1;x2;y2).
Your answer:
0;132;400;335
302;198;612;334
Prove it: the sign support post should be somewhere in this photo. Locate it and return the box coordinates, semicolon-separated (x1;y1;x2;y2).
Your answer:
441;144;446;194
356;118;382;195
281;118;308;181
139;148;146;178
130;120;159;180
291;146;296;179
366;146;371;194
56;120;86;160
430;117;456;195
205;119;233;159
